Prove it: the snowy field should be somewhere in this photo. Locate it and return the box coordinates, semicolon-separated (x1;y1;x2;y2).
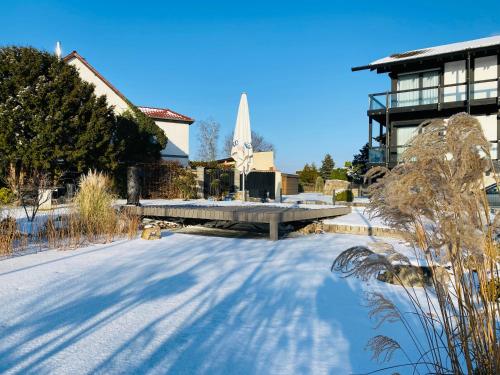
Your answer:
323;206;390;229
0;232;427;374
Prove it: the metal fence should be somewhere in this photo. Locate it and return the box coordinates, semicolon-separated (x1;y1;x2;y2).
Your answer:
138;162;187;199
242;171;276;200
203;168;235;198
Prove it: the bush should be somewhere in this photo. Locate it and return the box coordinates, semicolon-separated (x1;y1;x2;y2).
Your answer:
315;176;324;192
174;169;197;200
332;114;500;374
485;278;500;301
330;168;348;181
335;190;353;202
0;188;14;205
74;170;116;238
0;216;17;255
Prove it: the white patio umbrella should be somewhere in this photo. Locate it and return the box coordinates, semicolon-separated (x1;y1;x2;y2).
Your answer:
231;93;253;200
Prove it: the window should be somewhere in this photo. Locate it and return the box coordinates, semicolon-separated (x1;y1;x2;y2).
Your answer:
473;55;498;99
444;60;466;102
396;126;418;159
396;70;439;107
397;74;419;107
421;71;439;104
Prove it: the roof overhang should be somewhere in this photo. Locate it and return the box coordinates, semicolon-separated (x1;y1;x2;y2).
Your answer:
352;36;500;73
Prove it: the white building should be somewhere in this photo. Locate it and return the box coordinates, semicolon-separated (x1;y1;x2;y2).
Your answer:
64;51;194;165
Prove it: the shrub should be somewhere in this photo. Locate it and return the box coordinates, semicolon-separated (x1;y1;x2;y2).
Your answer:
0;188;14;205
330;168;348;181
314;176;324;192
485;278;500;301
298;163;319;184
74;170;116;238
0;216;17;255
332;114;500;374
174;169;197;200
335;190;353;202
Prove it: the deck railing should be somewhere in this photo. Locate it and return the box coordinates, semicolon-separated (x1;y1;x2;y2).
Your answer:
368;78;499;111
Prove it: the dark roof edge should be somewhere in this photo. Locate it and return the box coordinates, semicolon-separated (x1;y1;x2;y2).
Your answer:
351;65;373;72
352;43;500;73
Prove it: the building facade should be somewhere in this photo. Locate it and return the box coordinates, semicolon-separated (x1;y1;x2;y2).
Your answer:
64;51;194;166
353;36;500;168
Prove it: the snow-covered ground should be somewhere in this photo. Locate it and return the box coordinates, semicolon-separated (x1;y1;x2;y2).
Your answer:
282;192;333;204
323;206;391;229
1;205;70;234
116;198;343;210
283;194;370;206
0;232;427;374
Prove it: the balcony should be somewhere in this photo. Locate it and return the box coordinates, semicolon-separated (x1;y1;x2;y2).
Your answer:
368;147;386;164
368;78;499;112
369;141;499;166
368;146;407;165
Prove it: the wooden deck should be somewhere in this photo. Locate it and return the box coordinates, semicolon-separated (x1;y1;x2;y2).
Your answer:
124;204;351;240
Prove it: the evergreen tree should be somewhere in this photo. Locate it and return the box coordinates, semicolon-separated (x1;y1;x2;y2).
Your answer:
350;143;370;183
298;162;319;184
0;46;167;179
0;47;115;175
115;105;167;164
319;154;335;180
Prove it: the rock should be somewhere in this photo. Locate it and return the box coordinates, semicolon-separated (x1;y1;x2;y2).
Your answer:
377;265;450;287
368;242;394;253
323;179;350;195
141;225;161;240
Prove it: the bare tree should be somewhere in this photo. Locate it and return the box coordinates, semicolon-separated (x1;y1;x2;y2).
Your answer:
197;118;220;161
223;130;275;157
6;168;53;222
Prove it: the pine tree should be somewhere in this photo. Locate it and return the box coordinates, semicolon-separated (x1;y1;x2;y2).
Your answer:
0;46;167;179
350;143;370;183
319;154;335;180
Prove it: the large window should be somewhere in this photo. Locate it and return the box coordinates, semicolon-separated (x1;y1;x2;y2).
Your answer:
396;70;439;107
396;74;419;107
396;126;418;159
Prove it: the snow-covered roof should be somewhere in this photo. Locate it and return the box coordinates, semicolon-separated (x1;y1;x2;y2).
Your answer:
353;35;500;71
138;106;194;124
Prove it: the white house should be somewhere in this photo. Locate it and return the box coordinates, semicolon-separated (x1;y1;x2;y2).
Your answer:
63;51;194;165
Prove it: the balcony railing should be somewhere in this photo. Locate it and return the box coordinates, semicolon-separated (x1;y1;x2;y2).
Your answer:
368;78;499;111
368;147;386;164
369;141;499;165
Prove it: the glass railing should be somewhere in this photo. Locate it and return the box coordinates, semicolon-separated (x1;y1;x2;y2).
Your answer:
368;147;386;164
368;95;386;110
368;79;498;111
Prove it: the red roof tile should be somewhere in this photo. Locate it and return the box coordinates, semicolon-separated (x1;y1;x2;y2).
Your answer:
138;106;194;124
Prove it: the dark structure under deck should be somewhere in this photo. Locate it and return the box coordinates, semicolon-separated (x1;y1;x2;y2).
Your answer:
123;204;351;240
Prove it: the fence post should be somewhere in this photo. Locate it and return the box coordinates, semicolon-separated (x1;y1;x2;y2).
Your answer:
196;166;205;198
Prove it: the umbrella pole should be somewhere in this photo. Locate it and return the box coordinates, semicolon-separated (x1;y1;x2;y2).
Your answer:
242;171;246;201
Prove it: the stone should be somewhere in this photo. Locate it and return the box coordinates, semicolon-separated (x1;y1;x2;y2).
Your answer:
141;225;161;240
377;265;450;288
323;179;350;195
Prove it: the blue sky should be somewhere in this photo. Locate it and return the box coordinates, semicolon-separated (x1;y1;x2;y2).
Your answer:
2;0;500;172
